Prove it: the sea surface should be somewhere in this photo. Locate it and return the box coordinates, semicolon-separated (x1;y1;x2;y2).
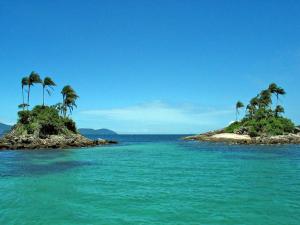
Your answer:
0;135;300;225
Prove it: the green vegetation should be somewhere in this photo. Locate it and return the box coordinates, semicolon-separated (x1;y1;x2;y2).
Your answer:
16;105;77;137
15;72;79;137
225;83;296;137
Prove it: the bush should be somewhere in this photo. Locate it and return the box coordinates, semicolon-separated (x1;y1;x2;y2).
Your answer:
224;121;242;133
39;122;60;137
225;116;295;137
16;105;78;136
62;117;77;133
18;111;32;124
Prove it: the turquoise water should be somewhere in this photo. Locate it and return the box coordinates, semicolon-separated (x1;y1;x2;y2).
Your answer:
1;135;300;225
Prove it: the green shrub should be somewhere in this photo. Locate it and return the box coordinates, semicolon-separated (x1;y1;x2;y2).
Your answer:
224;121;242;133
17;105;78;136
225;116;295;137
18;111;32;124
62;117;77;133
39;122;60;136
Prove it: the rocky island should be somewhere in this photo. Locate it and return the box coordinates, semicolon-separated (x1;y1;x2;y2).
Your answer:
0;73;117;150
184;83;300;145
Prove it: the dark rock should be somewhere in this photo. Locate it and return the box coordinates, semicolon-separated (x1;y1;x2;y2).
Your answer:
0;133;118;150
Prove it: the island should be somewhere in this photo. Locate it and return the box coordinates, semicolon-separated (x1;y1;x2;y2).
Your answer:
184;83;300;144
79;128;117;136
0;72;117;150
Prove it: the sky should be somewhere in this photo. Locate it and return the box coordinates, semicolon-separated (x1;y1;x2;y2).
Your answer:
0;0;300;134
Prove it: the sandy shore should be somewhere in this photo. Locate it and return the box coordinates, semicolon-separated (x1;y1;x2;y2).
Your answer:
211;133;251;140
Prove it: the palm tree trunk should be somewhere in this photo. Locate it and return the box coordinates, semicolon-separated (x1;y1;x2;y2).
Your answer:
27;85;31;110
43;86;45;106
62;95;66;117
22;87;25;111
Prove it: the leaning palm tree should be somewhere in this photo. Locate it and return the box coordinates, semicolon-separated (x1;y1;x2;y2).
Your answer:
268;83;286;105
268;83;278;95
65;95;78;115
42;77;56;106
274;105;284;117
259;90;272;108
274;87;286;105
246;104;256;119
235;101;244;121
21;77;29;110
61;85;79;117
27;72;42;108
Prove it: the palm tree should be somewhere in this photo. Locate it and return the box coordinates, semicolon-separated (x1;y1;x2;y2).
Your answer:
21;77;29;110
236;101;244;121
259;90;272;108
268;83;278;95
27;72;42;108
268;83;286;105
274;87;286;105
61;85;79;117
275;105;284;117
18;103;29;110
42;77;56;106
246;104;256;119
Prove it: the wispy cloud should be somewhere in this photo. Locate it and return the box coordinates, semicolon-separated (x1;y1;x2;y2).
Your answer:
78;101;234;134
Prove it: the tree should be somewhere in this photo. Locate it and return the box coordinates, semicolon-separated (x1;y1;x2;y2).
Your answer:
250;96;259;108
246;104;256;119
259;90;272;108
268;83;278;95
18;103;29;110
21;77;29;110
268;83;286;105
236;101;244;121
27;72;42;108
275;87;286;105
61;85;79;117
42;77;56;106
275;105;284;117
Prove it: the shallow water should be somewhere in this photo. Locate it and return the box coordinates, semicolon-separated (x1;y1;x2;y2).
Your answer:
1;135;300;224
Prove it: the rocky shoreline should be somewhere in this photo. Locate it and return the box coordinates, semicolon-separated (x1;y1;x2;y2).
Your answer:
183;129;300;145
0;133;117;150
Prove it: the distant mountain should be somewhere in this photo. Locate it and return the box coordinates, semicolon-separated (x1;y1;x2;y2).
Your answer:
78;128;117;136
0;123;12;136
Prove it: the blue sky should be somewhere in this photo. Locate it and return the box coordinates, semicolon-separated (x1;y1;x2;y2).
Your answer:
0;0;299;134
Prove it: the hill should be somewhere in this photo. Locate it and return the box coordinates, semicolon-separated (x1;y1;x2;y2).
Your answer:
0;123;12;136
79;128;117;136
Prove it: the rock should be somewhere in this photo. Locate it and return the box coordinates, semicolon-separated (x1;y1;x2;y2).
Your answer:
0;133;118;150
295;126;300;134
234;126;249;135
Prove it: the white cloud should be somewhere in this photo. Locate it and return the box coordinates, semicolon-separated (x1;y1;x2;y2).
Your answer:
78;101;234;134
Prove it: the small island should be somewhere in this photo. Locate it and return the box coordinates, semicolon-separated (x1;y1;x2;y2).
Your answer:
185;83;300;144
0;72;117;150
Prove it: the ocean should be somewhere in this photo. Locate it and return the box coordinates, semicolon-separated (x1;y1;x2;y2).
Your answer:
0;135;300;224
